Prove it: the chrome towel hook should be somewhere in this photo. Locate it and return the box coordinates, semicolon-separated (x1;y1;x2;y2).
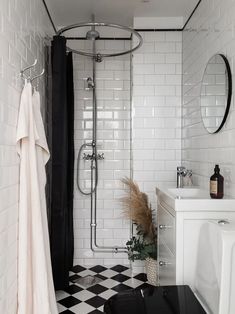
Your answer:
20;59;45;85
30;69;45;83
20;59;38;80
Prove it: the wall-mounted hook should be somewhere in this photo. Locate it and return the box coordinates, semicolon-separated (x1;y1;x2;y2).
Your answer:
30;69;45;82
20;59;38;80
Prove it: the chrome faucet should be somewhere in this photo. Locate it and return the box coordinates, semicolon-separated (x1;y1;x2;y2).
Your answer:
177;166;185;188
177;167;193;188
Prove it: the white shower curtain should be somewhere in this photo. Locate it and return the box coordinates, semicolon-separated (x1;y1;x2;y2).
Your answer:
16;81;58;314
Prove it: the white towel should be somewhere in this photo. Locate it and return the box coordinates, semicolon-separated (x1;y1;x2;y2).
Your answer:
16;81;58;314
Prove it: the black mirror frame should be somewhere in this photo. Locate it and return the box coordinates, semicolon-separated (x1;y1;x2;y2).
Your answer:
200;54;232;134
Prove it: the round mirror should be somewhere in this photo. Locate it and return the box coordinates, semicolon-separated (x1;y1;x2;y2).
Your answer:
200;54;232;133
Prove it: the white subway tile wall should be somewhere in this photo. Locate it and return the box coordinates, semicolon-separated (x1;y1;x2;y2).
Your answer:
72;40;131;266
5;0;235;308
182;0;235;196
0;0;53;312
132;31;182;206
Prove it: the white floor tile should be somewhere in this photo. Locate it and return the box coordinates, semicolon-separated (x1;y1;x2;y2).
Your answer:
70;302;94;314
57;265;148;313
78;269;96;277
123;278;143;288
99;289;117;300
121;269;133;277
57;303;67;313
100;278;118;288
73;290;96;302
99;269;118;278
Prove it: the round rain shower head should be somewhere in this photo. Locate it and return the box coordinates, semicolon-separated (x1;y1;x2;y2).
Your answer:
86;29;100;40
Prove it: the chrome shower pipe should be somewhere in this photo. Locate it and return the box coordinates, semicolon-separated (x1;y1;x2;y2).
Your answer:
88;28;126;253
91;14;95;32
129;51;134;240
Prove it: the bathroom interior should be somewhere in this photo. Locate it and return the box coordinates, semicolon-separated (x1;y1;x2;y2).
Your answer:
1;0;235;313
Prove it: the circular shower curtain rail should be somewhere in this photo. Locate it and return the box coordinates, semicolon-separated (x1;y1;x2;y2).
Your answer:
57;22;143;58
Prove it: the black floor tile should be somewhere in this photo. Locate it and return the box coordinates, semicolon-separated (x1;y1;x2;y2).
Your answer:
89;265;107;273
111;283;132;292
137;283;151;290
111;274;130;283
71;265;86;273
65;284;83;295
69;274;81;283
57;265;149;313
110;265;129;273
134;273;147;282
86;296;106;308
95;274;108;281
87;283;108;295
58;296;81;308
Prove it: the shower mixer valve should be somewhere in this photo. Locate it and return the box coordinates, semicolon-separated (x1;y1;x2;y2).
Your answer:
83;152;105;161
86;77;95;90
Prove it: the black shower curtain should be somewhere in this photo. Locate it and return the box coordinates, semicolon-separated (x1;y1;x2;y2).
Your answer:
49;35;74;290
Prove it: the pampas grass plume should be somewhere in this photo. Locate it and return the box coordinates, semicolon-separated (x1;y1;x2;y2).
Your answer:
121;177;156;241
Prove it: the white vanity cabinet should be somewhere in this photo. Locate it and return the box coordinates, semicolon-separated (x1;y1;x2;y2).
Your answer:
156;186;235;290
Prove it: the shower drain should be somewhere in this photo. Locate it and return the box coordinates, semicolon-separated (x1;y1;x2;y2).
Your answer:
72;275;104;288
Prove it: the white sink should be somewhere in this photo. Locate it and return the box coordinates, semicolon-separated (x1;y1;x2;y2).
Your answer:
156;185;235;212
168;187;207;199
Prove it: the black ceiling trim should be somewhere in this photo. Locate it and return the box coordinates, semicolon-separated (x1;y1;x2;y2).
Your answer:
42;0;57;34
134;28;182;32
67;37;131;40
182;0;202;30
42;0;202;36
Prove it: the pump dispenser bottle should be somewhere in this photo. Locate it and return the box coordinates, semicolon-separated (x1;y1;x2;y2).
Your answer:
210;164;224;199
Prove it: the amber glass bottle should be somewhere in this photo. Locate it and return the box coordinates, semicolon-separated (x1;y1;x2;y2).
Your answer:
210;165;224;199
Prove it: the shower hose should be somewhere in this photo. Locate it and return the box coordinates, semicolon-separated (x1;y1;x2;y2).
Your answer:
77;142;98;195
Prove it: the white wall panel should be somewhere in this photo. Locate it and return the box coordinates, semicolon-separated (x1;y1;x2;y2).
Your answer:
0;0;54;312
182;0;235;196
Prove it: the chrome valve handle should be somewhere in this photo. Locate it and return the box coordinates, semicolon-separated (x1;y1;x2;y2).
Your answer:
218;220;229;225
83;152;105;161
177;166;186;173
159;261;172;266
159;224;172;230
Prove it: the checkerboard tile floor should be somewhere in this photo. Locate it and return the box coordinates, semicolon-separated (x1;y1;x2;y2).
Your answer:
56;265;150;314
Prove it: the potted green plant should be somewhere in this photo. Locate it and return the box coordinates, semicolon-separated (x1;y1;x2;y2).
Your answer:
121;177;157;285
126;236;157;262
